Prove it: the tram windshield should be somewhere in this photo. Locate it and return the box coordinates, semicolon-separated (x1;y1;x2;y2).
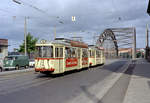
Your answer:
36;46;53;58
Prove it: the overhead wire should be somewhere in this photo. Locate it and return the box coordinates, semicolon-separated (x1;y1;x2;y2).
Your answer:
111;0;122;21
13;0;63;24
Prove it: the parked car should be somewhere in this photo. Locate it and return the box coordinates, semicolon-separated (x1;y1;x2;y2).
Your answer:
3;55;29;70
0;59;3;72
29;59;35;67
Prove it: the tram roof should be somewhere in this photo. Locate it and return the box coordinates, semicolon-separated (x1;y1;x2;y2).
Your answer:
36;38;88;48
36;40;71;47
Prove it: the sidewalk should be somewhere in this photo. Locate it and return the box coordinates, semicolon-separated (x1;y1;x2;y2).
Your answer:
0;68;34;76
123;59;150;103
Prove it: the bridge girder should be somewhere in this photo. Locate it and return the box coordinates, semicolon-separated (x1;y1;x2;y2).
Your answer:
96;29;119;56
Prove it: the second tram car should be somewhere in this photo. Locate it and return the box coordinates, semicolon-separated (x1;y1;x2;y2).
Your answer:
35;38;105;74
88;46;105;67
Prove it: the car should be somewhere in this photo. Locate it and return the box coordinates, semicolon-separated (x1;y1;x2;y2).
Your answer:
3;55;29;70
29;59;35;67
0;59;3;72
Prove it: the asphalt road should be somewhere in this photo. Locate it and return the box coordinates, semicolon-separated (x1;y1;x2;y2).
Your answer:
0;59;129;103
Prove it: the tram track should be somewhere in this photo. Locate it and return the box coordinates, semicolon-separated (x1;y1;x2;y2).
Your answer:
0;77;54;95
0;59;126;97
0;65;108;96
0;73;54;95
0;72;36;82
0;59;129;103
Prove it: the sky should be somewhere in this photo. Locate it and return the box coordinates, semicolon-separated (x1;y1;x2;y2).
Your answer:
0;0;150;51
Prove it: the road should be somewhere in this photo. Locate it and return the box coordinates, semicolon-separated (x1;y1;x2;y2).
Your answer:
0;59;130;103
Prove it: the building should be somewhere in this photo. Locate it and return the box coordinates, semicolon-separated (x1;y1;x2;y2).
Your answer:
118;48;132;58
119;48;145;58
0;39;8;59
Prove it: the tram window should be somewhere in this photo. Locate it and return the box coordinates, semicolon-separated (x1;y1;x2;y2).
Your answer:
65;47;71;58
82;49;88;58
78;49;81;58
89;50;91;57
60;48;63;57
96;50;101;57
92;51;95;57
96;50;99;57
43;46;53;57
36;46;53;58
90;50;94;57
35;47;42;57
55;48;59;57
44;46;53;57
72;48;76;58
65;47;77;58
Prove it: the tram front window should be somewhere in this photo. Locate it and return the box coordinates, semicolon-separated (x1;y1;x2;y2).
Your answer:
36;46;53;58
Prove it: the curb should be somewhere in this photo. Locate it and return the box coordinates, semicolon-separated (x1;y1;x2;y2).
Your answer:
0;68;35;76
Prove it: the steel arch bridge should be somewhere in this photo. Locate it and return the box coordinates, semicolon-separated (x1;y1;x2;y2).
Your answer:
96;28;136;58
96;29;118;56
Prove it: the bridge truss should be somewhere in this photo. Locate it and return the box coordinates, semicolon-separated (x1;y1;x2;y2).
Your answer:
96;27;136;59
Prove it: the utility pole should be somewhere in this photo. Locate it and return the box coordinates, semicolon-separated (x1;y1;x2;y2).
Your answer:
24;17;27;56
54;26;56;40
146;24;149;59
72;16;76;40
146;24;149;47
132;27;136;60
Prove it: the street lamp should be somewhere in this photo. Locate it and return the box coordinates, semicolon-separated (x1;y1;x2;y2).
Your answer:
71;16;76;40
12;0;27;56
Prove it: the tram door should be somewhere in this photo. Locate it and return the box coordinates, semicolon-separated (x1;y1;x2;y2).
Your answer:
78;48;82;69
55;47;64;73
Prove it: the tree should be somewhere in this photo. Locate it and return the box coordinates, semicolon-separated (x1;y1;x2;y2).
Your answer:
19;33;38;57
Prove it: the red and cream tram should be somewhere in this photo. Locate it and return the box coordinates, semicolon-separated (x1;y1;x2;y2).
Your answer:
88;46;105;67
35;38;105;74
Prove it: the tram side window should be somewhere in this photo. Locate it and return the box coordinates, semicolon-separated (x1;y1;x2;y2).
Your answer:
82;49;88;58
65;47;71;58
55;47;63;58
36;46;53;58
35;47;42;57
96;50;101;58
65;47;77;58
90;50;95;58
72;48;76;58
60;48;63;57
43;46;53;57
78;48;81;58
55;48;59;57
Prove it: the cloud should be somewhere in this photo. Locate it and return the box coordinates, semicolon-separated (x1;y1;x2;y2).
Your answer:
0;0;150;51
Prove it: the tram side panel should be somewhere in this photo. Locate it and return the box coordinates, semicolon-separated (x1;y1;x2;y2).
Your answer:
52;47;64;74
89;49;96;66
101;50;105;64
64;47;79;72
77;48;82;69
96;50;101;65
81;48;89;68
35;58;55;73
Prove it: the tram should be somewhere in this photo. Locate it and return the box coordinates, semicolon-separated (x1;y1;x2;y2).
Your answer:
35;38;105;74
88;46;105;67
